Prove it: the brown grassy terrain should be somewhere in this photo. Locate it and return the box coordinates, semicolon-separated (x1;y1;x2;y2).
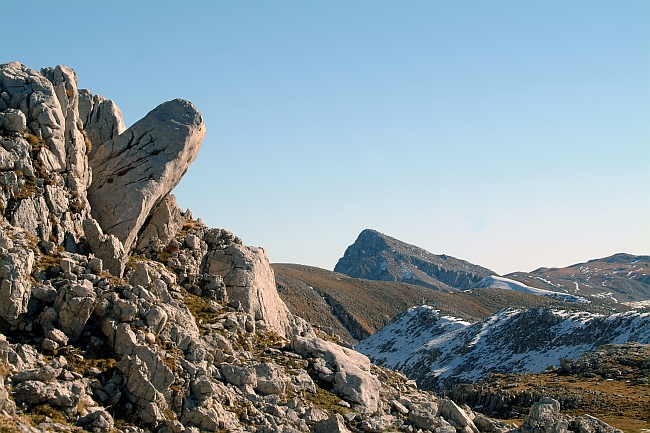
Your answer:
448;343;650;433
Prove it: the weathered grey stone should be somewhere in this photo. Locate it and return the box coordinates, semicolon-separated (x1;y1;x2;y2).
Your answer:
41;65;91;193
435;425;457;433
54;279;96;341
360;415;395;432
313;414;351;433
146;305;168;334
14;379;86;408
391;399;409;415
41;338;59;351
181;405;239;432
83;218;128;277
0;376;16;414
0;145;16;170
78;89;126;151
0;108;26;133
88;257;103;273
11;196;51;241
303;408;329;424
135;194;185;252
290;370;316;394
87;99;205;252
437;399;479;433
222;364;257;387
114;323;138;356
0;241;35;322
44;184;69;218
77;406;115;433
130;262;152;287
204;244;294;337
60;257;75;273
0;62;66;170
254;363;289;396
11;364;61;384
185;234;200;250
292;336;380;412
409;402;441;430
32;283;58;303
117;354;159;404
521;397;569;433
190;376;215;405
572;415;622;433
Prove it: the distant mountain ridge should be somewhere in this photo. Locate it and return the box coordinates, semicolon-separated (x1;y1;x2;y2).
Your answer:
506;253;650;303
334;229;494;290
356;305;650;391
272;263;626;346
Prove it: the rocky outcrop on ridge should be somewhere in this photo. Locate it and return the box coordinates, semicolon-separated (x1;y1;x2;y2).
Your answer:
334;230;494;291
0;62;624;433
87;98;205;253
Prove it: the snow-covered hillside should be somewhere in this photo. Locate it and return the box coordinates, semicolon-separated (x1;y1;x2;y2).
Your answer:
470;275;588;303
356;305;650;390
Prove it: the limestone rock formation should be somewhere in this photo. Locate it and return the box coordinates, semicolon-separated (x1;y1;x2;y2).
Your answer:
204;243;297;337
78;88;126;153
135;193;185;252
87;98;205;252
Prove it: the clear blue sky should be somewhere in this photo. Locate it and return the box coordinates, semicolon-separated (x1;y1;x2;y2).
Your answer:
4;1;649;274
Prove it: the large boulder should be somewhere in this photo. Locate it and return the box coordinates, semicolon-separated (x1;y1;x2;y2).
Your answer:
87;98;205;252
203;243;295;337
521;397;569;433
291;335;381;412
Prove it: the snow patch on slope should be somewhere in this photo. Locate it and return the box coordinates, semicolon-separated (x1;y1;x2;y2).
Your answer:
357;306;650;390
470;275;589;303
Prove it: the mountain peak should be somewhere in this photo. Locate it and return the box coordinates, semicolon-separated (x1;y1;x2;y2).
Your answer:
334;229;495;291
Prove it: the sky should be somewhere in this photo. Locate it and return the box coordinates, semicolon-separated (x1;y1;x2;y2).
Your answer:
3;1;649;275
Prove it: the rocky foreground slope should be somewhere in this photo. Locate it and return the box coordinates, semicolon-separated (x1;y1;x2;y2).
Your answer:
334;230;494;291
0;61;626;433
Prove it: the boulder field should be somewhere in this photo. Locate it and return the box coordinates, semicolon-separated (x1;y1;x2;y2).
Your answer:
0;62;622;433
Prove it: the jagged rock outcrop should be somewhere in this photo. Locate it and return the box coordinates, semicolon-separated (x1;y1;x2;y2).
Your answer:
0;226;35;323
83;218;128;277
334;229;494;291
204;243;300;337
78;88;126;153
87;98;205;252
0;62;93;250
